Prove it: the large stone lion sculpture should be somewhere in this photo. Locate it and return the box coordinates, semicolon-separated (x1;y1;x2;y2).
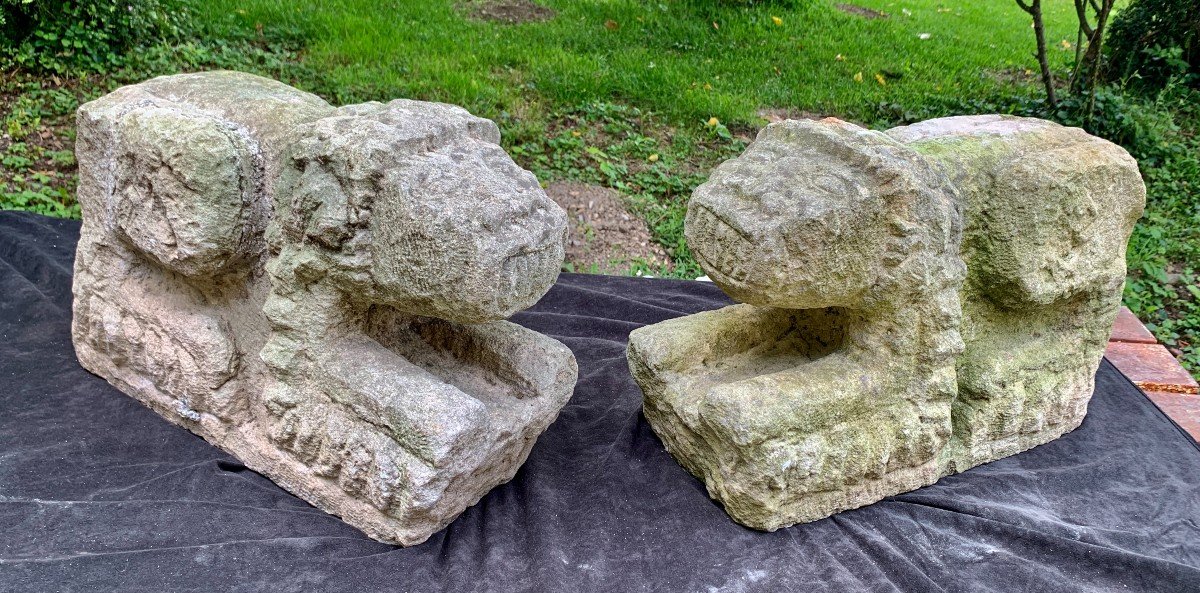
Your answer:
628;115;1144;530
71;71;577;545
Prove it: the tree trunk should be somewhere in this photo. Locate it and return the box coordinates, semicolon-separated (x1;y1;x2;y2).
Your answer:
1018;0;1058;108
1077;0;1116;117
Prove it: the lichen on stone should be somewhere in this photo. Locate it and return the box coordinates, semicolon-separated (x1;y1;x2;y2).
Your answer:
72;70;577;546
628;115;1145;531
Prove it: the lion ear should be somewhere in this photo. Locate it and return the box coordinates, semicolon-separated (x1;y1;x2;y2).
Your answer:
110;105;255;277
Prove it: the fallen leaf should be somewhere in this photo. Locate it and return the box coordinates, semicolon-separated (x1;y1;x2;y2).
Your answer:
853;71;864;82
875;73;887;86
771;16;783;26
835;53;845;61
1060;39;1072;49
712;21;719;30
604;19;619;31
648;153;660;162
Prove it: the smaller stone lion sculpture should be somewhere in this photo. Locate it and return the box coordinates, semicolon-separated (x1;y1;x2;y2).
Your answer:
72;71;577;545
628;116;1144;530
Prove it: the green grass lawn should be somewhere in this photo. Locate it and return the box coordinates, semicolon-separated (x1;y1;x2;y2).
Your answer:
202;0;1082;125
190;0;1090;276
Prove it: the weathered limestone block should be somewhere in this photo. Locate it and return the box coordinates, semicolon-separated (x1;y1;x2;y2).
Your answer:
71;71;577;545
888;115;1145;469
628;115;1144;531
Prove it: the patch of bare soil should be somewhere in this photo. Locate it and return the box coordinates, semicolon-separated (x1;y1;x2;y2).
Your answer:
985;67;1068;91
459;0;555;25
545;181;671;274
986;67;1039;85
757;108;835;124
835;3;888;19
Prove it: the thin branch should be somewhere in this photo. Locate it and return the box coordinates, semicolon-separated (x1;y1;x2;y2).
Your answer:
1074;0;1095;37
1017;0;1058;108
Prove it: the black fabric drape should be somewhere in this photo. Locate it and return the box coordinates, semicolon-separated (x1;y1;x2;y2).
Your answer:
2;211;1198;593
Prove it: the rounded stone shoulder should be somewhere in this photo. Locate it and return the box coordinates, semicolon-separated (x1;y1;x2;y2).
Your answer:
111;106;257;276
138;70;331;116
78;71;334;153
885;114;1062;143
886;114;1132;164
887;115;1145;306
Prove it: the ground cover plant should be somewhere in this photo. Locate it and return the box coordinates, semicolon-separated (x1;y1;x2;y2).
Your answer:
2;0;1196;370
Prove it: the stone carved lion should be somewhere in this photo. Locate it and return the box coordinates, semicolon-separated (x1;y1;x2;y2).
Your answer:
630;119;966;527
628;116;1144;530
72;71;576;545
259;100;575;541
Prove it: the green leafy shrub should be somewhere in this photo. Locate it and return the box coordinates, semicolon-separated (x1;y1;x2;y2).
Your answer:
0;0;189;73
1106;0;1199;91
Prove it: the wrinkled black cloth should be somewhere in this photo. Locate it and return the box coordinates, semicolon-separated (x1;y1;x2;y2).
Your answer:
2;210;1199;593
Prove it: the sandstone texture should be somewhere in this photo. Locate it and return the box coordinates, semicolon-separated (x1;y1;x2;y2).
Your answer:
627;115;1144;531
71;71;577;546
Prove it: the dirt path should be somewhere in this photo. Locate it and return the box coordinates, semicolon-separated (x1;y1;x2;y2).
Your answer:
545;181;671;274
